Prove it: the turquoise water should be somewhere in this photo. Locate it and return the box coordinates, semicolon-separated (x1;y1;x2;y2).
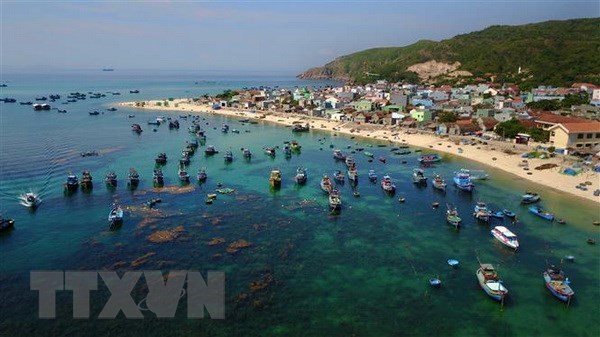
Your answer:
0;71;598;337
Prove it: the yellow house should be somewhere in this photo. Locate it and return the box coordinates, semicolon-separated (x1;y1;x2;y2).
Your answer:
547;122;600;149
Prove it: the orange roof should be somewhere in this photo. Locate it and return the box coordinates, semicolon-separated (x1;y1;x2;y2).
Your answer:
558;122;600;133
532;112;588;124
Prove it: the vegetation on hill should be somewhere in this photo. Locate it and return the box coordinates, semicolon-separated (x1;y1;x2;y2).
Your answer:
298;18;600;87
494;119;549;142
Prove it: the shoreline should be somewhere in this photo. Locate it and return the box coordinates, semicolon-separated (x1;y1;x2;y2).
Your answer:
119;99;600;204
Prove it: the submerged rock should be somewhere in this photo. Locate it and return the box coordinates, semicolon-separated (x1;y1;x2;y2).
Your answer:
226;239;252;254
207;237;226;246
147;225;185;243
131;252;156;267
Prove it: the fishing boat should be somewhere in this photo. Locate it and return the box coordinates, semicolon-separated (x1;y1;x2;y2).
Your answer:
418;154;441;164
197;168;207;183
188;139;199;149
81;170;93;189
131;124;143;134
329;189;342;210
345;156;355;168
292;123;310;132
221;124;229;133
269;169;282;188
381;175;396;193
333;149;346;161
412;168;427;184
284;145;292;158
155;153;167;164
105;171;117;187
521;192;541;204
446;205;462;228
453;171;474;192
364;151;374;158
543;266;575;302
108;204;124;226
528;206;555;221
290;140;301;152
347;165;358;182
476;263;508;302
168;120;180;129
64;173;79;191
128;168;140;187
502;209;516;218
178;164;190;182
489;210;504;218
180;155;191;166
295;167;307;185
0;216;15;231
19;192;40;208
333;170;345;183
368;170;377;182
153;169;164;186
491;226;519;250
243;148;252;159
189;124;200;133
320;175;333;193
432;174;446;191
224;150;233;163
474;202;490;222
88;111;100;116
205;145;217;156
264;147;276;157
460;168;489;180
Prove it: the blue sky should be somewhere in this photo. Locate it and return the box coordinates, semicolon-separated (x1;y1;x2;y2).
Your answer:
1;1;598;74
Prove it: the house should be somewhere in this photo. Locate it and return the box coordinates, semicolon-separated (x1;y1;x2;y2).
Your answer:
389;92;408;107
547;122;600;149
411;98;434;108
382;105;403;113
353;112;372;124
325;97;340;109
477;117;499;131
454;119;481;135
410;108;433;122
350;100;373;112
531;112;589;130
475;108;495;118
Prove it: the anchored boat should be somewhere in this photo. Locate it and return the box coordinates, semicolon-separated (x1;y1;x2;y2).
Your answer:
543;265;574;303
270;169;282;188
476;263;508;302
453;171;474;192
491;226;519;250
528;206;555;221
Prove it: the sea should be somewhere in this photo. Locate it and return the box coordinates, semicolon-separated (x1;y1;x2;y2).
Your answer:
0;70;598;337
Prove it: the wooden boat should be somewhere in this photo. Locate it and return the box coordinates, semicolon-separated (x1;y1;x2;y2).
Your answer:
224;150;233;163
432;174;446;191
64;173;79;191
197;168;207;183
221;124;229;133
460;168;489;180
264;147;276;157
347;165;358;182
474;202;490;222
153;169;164;186
329;189;342;210
364;151;374;158
131;124;143;134
108;205;124;225
368;170;377;182
178;164;190;182
476;263;508;301
105;171;117;187
155;153;167;164
205;145;217;156
543;266;575;302
491;226;519;250
528;206;555;221
446;205;461;228
168;120;180;129
0;216;15;231
333;170;345;183
333;149;346;160
284;146;292;158
320;175;333;193
128;168;140;187
290;140;301;152
418;154;441;164
502;209;516;218
453;172;474;192
381;175;396;193
269;169;282;188
521;192;541;204
412;168;427;184
295;167;307;185
243;148;252;159
81;170;93;189
345;156;355;168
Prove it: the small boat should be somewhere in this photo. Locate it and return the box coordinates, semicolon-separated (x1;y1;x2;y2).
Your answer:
378;156;386;163
412;168;427;184
224;150;233;163
168;120;180;129
153;169;164;186
147;120;160;126
155;153;167;164
197;168;207;183
89;111;100;116
290;140;301;152
35;96;47;101
178;164;190;182
20;192;40;208
320;175;333;193
130;90;140;93
543;266;575;302
528;206;555;221
188;139;199;149
33;103;51;110
345;156;355;168
418;154;441;164
368;170;377;182
107;107;117;112
474;202;490;222
284;146;292;158
80;150;99;157
333;170;345;183
295;167;307;185
180;156;190;166
81;170;93;189
57;109;67;113
264;147;276;157
0;216;15;231
243;148;252;159
333;149;346;161
20;101;33;105
432;174;446;191
429;278;442;288
105;171;117;186
128;168;140;187
447;259;459;267
364;151;374;158
205;145;217;156
269;169;282;188
453;172;474;192
108;205;124;225
292;123;310;132
521;192;541;204
491;226;519;250
489;211;505;219
221;124;229;133
476;263;508;302
347;165;358;182
446;205;462;228
64;173;79;191
502;209;516;218
329;189;342;210
460;168;489;180
381;175;396;193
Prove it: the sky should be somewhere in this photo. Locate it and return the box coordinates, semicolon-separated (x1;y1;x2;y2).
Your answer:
1;1;598;74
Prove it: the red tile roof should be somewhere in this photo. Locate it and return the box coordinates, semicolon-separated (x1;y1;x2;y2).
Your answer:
531;112;588;124
558;122;600;133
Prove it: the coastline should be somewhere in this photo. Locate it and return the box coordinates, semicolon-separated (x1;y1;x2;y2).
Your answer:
119;99;600;204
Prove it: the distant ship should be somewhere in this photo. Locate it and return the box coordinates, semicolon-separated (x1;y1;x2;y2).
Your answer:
102;68;114;71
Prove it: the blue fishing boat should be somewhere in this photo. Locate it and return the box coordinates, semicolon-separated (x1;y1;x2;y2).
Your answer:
368;169;377;182
64;173;79;191
502;209;516;218
529;206;555;221
453;172;474;192
489;210;505;219
543;266;574;303
521;192;541;204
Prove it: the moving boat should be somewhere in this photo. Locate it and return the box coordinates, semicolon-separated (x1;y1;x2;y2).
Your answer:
20;192;40;208
460;168;489;180
329;189;342;210
178;164;190;182
491;226;519;250
474;202;490;222
89;111;100;116
521;192;541;204
264;147;276;157
155;153;167;165
368;170;377;182
476;263;508;302
381;175;396;193
153;169;164;186
320;175;333;193
0;216;15;231
295;167;307;185
205;145;217;156
197;168;207;183
446;205;462;228
108;204;124;226
81;170;93;189
269;169;282;188
543;266;575;302
128;168;140;187
432;174;446;191
453;171;474;192
105;171;117;187
333;149;346;161
333;170;345;183
33;103;51;111
528;206;555;221
64;173;79;191
243;148;252;159
224;150;233;163
412;168;427;184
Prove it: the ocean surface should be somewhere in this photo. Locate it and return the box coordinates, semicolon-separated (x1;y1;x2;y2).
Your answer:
0;70;598;337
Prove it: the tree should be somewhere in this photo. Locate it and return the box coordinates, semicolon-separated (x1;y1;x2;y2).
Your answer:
438;111;458;123
494;119;524;139
526;99;561;111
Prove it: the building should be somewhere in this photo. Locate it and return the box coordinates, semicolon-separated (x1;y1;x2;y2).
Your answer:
547;122;600;149
409;108;433;122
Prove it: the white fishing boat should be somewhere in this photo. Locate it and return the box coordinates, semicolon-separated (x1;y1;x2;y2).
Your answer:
460;168;489;180
491;226;519;250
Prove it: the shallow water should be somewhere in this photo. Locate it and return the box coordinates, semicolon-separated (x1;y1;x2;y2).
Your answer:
0;71;598;337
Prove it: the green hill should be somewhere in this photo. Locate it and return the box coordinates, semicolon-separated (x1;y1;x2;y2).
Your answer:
297;18;600;87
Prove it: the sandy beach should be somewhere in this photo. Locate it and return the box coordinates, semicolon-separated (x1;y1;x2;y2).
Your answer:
120;99;600;204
